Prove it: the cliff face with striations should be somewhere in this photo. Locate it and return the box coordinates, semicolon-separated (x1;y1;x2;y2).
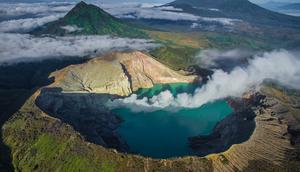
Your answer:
49;51;197;96
190;86;300;171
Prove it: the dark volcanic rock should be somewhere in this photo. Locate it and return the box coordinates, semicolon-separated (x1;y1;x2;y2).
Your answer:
36;87;129;152
188;94;263;156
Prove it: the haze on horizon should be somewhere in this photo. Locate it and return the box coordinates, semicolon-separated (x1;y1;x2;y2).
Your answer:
0;0;299;5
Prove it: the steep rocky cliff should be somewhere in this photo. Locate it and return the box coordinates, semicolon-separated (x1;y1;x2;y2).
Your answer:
49;51;197;96
190;86;300;171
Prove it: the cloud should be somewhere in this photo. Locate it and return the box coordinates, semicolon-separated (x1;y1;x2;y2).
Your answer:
0;14;63;33
101;2;200;21
0;33;159;64
0;2;73;20
107;50;300;112
156;6;183;11
190;18;241;28
129;9;200;21
208;8;220;12
0;2;74;33
100;2;241;25
197;17;241;26
60;25;83;33
0;2;72;33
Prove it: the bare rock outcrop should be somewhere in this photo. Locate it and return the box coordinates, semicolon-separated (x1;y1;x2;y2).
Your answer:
190;87;300;171
49;51;197;96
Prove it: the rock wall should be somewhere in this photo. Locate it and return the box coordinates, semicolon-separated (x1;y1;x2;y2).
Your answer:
49;51;197;96
35;88;129;151
192;87;300;172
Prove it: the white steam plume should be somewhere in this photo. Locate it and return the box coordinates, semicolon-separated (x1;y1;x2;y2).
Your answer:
107;50;300;112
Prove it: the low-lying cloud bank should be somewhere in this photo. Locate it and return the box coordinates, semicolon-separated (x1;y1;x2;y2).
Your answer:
100;3;241;25
102;3;200;21
0;33;158;64
0;14;63;33
0;2;73;20
107;50;300;112
0;2;71;33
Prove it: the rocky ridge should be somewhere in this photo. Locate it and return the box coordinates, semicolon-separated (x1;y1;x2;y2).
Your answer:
49;51;197;96
190;86;300;171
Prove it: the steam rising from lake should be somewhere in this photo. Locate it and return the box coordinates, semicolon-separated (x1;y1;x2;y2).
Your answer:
108;50;300;112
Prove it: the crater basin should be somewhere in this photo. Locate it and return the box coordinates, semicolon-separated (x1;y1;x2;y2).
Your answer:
114;84;233;159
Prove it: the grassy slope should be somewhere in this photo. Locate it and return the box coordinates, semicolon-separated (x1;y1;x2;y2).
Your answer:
147;30;271;70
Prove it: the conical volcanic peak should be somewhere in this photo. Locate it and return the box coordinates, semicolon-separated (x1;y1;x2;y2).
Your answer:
33;1;146;38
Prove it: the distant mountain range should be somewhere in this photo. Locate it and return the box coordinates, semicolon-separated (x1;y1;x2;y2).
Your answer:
259;1;290;10
166;0;300;28
33;1;146;38
259;2;300;17
280;3;300;10
261;1;300;10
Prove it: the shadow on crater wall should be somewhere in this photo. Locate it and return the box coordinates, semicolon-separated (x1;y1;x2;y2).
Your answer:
188;95;264;156
36;87;129;152
0;58;87;172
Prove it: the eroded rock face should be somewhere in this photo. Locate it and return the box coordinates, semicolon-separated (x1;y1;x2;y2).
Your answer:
118;51;197;91
49;51;197;96
189;87;300;171
35;88;129;151
49;56;132;96
188;95;259;156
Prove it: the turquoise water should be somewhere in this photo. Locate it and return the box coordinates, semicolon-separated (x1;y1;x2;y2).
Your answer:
114;84;233;159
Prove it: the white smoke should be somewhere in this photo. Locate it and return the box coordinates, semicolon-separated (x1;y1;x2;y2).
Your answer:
107;50;300;112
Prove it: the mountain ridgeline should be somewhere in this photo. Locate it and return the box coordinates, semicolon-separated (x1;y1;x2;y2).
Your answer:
280;3;300;10
33;1;146;38
167;0;300;28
